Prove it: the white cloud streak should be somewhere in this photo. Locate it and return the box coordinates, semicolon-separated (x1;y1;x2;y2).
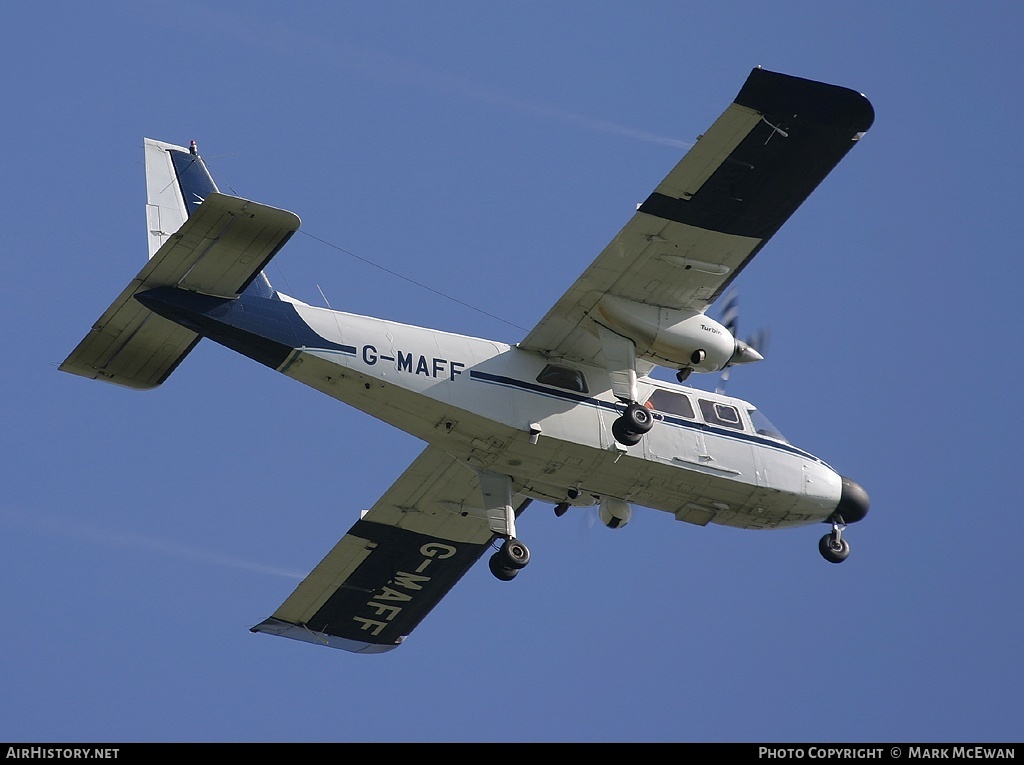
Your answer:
170;3;692;149
2;508;305;580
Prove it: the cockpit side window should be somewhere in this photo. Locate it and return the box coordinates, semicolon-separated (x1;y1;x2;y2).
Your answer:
748;408;789;443
646;389;695;419
536;364;588;394
698;399;745;430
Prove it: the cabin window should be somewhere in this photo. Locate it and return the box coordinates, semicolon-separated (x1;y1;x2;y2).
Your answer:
698;399;745;430
646;389;695;419
536;364;588;394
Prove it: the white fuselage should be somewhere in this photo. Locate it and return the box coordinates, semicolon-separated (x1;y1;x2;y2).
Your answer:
277;299;842;531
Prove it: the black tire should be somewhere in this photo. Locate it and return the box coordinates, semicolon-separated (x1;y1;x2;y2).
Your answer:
622;403;654;434
489;553;518;581
612;418;643;446
819;533;850;564
500;538;531;569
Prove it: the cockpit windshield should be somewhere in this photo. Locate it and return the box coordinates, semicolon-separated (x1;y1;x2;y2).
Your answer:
748;408;788;443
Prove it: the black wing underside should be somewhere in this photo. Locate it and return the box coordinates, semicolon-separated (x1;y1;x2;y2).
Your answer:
251;446;496;653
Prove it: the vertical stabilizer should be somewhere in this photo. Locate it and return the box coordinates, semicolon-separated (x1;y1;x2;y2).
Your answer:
144;138;219;258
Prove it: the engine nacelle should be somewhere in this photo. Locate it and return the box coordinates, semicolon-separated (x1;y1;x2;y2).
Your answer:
595;295;737;373
599;497;632;529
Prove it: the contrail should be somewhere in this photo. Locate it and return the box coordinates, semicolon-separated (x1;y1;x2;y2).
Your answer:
2;508;305;580
169;4;691;149
457;86;694;148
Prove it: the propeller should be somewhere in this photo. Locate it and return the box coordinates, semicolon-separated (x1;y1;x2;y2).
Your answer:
716;290;770;394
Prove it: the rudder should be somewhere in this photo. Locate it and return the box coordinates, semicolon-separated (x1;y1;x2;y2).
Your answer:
144;138;219;258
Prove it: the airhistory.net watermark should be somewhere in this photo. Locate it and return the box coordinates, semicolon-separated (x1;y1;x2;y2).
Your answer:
6;749;118;759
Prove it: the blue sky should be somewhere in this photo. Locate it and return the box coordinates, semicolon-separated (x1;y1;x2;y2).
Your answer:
4;1;1022;743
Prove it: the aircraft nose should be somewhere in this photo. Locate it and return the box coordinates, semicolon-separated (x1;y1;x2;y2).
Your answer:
836;475;870;523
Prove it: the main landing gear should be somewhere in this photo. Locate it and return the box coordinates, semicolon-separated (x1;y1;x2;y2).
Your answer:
612;402;654;446
819;516;850;564
489;537;531;581
478;470;532;581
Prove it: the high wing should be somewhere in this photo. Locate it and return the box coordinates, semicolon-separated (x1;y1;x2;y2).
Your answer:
251;446;500;653
518;67;874;368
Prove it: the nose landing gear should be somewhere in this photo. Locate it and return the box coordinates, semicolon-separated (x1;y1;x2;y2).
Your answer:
819;517;850;563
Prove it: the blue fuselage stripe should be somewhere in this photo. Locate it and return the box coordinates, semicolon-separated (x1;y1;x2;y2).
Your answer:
469;369;824;464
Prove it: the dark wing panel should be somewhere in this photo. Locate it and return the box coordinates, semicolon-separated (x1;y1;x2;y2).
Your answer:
638;66;875;263
251;446;496;653
253;520;492;653
519;68;873;367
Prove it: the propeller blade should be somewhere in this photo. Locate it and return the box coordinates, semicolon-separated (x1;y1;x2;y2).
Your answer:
720;291;740;336
715;290;769;395
716;366;732;394
747;327;771;356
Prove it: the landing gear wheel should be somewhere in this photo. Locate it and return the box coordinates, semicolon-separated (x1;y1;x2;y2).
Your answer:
499;537;530;569
621;403;654;435
488;554;518;581
612;418;643;446
489;537;531;581
819;533;851;563
612;403;652;446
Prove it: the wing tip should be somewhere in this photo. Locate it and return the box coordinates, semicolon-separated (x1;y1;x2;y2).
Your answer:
250;617;403;654
739;67;875;134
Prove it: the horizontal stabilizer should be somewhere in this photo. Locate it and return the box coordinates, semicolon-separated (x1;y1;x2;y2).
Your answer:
60;193;300;389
